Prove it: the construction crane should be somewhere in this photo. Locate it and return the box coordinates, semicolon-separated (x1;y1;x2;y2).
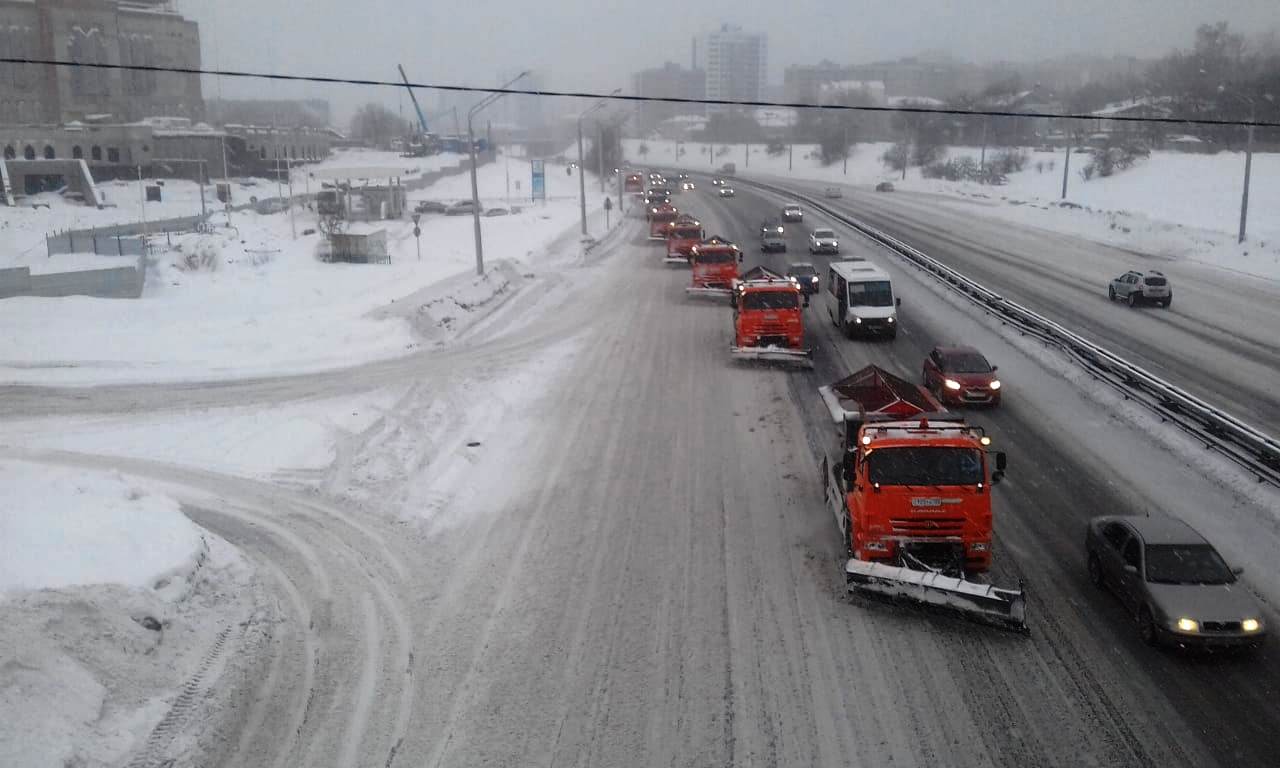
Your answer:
398;64;430;135
398;64;441;156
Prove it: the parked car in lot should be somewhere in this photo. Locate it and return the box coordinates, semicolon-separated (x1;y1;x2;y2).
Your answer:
786;262;820;295
922;345;1001;406
759;219;787;252
483;207;510;217
823;186;843;199
414;200;448;214
808;228;839;255
1086;515;1265;651
1109;270;1172;308
717;186;736;198
875;181;896;192
446;200;482;216
782;203;804;222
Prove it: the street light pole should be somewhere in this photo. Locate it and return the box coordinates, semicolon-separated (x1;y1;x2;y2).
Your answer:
577;88;620;237
1240;117;1254;244
468;71;529;276
597;123;605;193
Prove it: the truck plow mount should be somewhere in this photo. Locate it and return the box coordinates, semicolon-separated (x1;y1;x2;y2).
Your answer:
845;559;1028;634
730;345;813;367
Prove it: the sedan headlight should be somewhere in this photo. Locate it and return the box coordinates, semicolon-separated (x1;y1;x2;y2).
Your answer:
832;240;839;247
1176;618;1199;633
944;379;962;391
777;227;784;233
854;317;863;325
989;380;1002;390
886;316;895;324
1243;618;1261;633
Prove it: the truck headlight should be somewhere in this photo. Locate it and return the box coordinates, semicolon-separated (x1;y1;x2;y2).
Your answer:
1243;618;1261;632
832;240;838;247
886;316;895;324
864;541;888;551
989;380;1001;390
945;379;962;391
854;317;863;324
777;227;784;233
1176;618;1199;633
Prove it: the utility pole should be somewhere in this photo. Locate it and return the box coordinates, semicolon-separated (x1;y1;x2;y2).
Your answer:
979;115;989;169
597;123;605;193
843;124;849;175
577;89;619;237
788;142;793;171
1061;130;1072;199
1239;119;1254;243
469;71;529;276
744;142;749;168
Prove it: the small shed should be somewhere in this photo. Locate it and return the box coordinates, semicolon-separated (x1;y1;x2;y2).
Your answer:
326;227;389;264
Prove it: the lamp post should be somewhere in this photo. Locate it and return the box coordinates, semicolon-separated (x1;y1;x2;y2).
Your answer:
578;88;620;236
468;70;529;276
1218;86;1274;244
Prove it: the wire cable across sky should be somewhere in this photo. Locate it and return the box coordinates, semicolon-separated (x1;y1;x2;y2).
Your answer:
2;56;1277;129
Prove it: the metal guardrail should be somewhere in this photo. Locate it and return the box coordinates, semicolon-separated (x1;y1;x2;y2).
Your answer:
736;175;1280;486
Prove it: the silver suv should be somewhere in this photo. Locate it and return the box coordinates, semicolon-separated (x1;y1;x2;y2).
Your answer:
1109;270;1171;308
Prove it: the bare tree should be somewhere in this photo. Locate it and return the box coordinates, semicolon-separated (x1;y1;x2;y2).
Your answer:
350;103;411;149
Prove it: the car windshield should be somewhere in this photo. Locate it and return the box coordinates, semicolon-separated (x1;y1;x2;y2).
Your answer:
867;447;983;486
789;265;817;276
1144;544;1235;585
813;230;835;239
944;352;992;373
741;290;799;310
848;280;894;307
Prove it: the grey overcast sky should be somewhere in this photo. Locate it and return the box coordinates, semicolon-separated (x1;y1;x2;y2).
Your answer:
180;0;1277;120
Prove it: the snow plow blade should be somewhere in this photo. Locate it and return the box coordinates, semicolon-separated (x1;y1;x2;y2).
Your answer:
730;346;813;368
686;286;734;299
663;255;690;266
845;559;1027;633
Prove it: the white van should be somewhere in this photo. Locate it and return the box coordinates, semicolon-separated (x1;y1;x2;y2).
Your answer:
825;260;900;339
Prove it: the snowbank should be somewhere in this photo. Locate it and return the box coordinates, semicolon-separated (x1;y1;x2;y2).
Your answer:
0;460;206;594
0;157;609;385
624;138;1280;281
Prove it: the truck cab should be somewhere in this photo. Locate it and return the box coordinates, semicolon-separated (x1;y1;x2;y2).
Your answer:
648;202;679;239
664;217;704;265
820;366;1006;575
687;237;742;297
825;260;900;339
729;269;811;365
624;173;644;194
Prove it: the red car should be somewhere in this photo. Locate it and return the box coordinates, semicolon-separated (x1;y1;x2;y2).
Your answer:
922;346;1002;406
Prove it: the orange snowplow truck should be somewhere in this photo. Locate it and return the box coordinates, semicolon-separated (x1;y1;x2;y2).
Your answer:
664;215;704;265
819;365;1025;631
729;266;812;367
648;202;679;240
686;236;742;299
624;172;644;195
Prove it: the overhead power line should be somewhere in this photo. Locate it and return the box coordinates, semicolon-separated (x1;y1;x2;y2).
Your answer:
2;56;1277;129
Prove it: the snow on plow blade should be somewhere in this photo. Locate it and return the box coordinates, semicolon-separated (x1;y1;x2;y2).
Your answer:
730;345;813;368
845;559;1028;633
664;255;690;266
686;286;734;299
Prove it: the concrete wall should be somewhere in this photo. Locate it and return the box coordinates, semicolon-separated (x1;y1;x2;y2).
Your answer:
0;256;145;300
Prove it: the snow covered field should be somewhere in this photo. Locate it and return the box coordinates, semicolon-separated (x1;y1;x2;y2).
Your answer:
0;155;610;385
624;138;1280;281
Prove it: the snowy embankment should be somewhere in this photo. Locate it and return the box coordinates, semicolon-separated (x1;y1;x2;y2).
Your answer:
624;138;1280;281
0;154;607;386
0;460;253;768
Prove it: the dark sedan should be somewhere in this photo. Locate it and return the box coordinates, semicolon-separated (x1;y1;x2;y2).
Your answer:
1086;515;1265;650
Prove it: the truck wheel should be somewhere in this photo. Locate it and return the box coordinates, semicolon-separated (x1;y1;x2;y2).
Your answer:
1087;552;1105;590
1161;297;1172;309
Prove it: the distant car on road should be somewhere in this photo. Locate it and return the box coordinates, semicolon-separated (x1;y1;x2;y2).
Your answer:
922;345;1001;406
782;203;804;222
1109;270;1172;308
718;186;736;198
446;200;482;216
1086;515;1265;650
875;182;896;192
786;262;820;295
681;180;696;191
414;200;447;214
759;219;787;252
711;177;725;187
824;186;843;199
483;207;510;217
808;228;839;255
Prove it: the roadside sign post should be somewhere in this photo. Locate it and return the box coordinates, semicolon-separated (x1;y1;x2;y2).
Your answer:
604;196;612;228
531;159;546;205
411;213;422;261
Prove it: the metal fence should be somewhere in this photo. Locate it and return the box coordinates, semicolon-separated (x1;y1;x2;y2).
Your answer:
46;230;147;257
0;254;146;300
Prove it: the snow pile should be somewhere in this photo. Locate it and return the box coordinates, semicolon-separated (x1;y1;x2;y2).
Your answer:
0;460;205;595
623;138;1280;281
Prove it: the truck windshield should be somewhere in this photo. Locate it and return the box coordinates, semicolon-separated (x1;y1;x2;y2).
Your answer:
1144;544;1234;585
867;447;983;486
671;228;701;239
848;280;894;307
741;291;799;310
696;250;736;264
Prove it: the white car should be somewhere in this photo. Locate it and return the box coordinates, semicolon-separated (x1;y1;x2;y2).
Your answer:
809;228;839;255
718;186;736;198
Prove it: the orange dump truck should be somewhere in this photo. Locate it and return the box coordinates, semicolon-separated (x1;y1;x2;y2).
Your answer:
729;266;812;367
818;365;1025;631
685;237;742;299
664;215;704;265
624;172;644;195
648;202;679;240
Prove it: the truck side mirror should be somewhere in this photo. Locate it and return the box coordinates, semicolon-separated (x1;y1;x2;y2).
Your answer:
995;452;1007;471
896;297;902;307
729;293;737;309
738;252;744;263
1123;564;1138;575
803;295;810;308
991;365;998;372
1232;566;1245;576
